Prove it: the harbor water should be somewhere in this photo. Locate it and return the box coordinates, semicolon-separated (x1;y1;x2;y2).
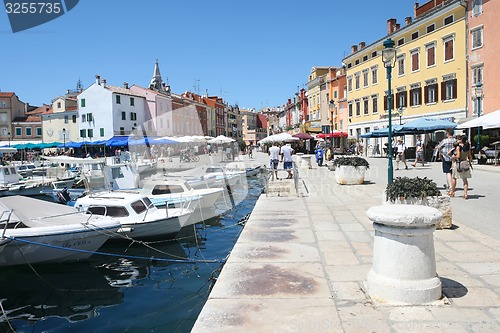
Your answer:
0;174;265;333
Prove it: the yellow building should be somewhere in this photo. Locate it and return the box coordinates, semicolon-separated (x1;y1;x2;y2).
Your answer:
343;0;467;142
305;66;329;134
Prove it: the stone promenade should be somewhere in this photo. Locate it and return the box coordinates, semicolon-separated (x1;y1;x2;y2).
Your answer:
191;152;500;332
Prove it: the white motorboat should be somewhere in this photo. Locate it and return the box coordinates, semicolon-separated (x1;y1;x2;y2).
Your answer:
75;191;192;238
225;161;262;177
0;196;121;267
166;165;243;188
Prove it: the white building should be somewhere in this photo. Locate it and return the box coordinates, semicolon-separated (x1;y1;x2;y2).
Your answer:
77;76;147;140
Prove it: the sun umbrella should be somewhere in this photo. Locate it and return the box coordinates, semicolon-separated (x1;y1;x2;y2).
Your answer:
292;133;314;140
208;135;235;144
395;117;457;132
457;109;500;129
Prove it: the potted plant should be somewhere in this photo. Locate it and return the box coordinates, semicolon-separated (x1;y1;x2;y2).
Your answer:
332;156;369;185
385;176;451;229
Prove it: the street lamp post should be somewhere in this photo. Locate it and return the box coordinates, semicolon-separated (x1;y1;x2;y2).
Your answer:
62;128;66;152
398;106;404;125
474;82;484;151
382;38;397;184
329;100;335;149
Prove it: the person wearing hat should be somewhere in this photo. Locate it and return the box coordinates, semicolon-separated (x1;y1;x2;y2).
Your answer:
395;138;408;170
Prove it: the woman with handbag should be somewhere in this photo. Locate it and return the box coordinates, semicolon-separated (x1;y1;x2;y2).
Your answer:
451;136;473;199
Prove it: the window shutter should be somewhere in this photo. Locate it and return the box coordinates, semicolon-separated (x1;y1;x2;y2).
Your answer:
391;94;395;110
396;93;400;108
418;87;422;105
424;86;428;103
452;79;457;99
384;95;388;110
441;82;446;101
404;91;408;107
409;90;414;107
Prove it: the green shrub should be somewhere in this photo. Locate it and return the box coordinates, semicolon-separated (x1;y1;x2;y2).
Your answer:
332;156;370;169
386;176;441;202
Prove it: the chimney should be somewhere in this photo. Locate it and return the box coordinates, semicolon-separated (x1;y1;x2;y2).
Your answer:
359;41;366;49
405;16;412;25
395;23;400;31
387;18;397;35
414;2;419;18
124;82;129;89
102;79;106;88
351;44;358;53
95;74;101;85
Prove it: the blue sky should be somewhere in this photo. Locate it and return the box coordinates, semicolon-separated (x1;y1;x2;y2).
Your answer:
1;0;416;110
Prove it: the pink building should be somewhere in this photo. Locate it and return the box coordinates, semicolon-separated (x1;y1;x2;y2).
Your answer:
468;0;500;116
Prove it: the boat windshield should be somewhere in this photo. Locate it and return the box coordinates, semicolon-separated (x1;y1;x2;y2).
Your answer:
151;184;185;195
131;200;147;214
88;205;129;217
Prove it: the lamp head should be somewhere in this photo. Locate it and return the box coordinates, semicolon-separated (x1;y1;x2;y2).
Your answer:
398;107;404;116
474;82;483;98
382;38;397;66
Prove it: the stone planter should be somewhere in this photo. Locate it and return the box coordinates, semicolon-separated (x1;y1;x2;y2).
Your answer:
383;194;452;230
335;165;366;185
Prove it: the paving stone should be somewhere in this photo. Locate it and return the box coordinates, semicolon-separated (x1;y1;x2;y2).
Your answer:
322;250;360;266
330;281;367;301
337;303;391;333
388;307;433;321
440;252;500;263
227;242;321;263
428;307;491;322
445;287;500;307
339;223;366;232
445;241;496;252
315;231;346;241
344;231;373;242
313;221;340;231
324;264;372;282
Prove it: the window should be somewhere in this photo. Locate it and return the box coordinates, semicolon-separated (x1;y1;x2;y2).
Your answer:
396;91;407;108
87;129;93;138
130;97;135;106
36;127;42;136
80;129;86;138
116;95;121;104
397;38;404;46
444;37;454;62
119;127;125;135
347;63;352;69
411;50;420;72
72;115;77;123
152;185;185;195
426;24;435;33
371;66;378;84
473;94;483;116
397;56;405;76
25;127;32;136
87;113;93;122
334;91;338;98
121;111;126;120
426;43;436;67
472;0;482;17
371;51;377;58
425;83;438;104
130;112;137;121
355;100;360;116
363;99;369;115
355;59;359;65
444;15;453;26
383;93;394;111
363;55;368;61
410;88;422;106
64;115;69;124
372;96;378;114
441;78;457;101
472;65;483;84
363;70;369;87
57;102;61;108
81;114;86;122
131;200;147;214
80;99;85;107
471;27;483;49
348;103;353;117
347;76;353;91
355;73;360;89
100;128;105;137
411;31;419;40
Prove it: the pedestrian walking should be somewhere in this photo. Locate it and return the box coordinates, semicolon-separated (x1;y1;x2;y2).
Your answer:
436;128;456;194
395;138;408;170
280;143;294;179
413;135;425;167
268;142;280;181
451;135;473;199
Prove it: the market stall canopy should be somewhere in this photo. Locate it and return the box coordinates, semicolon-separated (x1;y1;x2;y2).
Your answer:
259;133;299;144
360;125;405;138
395;117;457;132
105;136;130;147
129;137;178;146
208;135;235;144
457;110;500;130
292;133;314;140
315;131;348;139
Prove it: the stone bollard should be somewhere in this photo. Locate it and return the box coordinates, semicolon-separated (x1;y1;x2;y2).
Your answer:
295;152;303;166
366;204;442;304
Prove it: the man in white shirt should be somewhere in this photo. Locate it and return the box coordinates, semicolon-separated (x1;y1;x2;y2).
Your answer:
395;138;408;170
280;144;294;179
268;142;281;180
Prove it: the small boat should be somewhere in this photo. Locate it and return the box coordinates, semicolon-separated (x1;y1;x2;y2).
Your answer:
0;196;121;267
166;165;243;188
75;191;192;238
225;161;262;177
